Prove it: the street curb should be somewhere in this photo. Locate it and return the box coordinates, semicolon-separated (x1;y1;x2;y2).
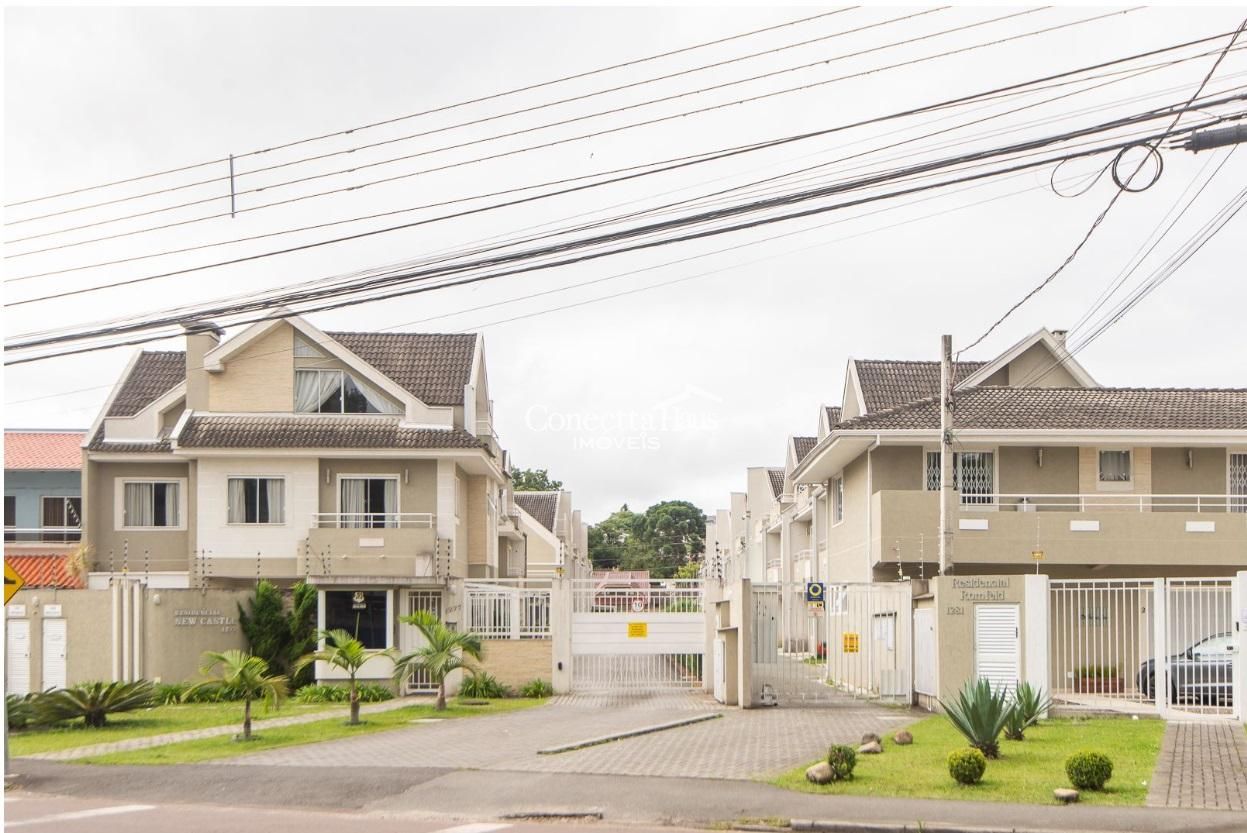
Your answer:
791;819;1115;833
536;712;722;754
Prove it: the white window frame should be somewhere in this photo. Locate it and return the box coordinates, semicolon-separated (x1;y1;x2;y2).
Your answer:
335;474;401;524
922;446;999;507
831;476;845;526
115;478;188;531
1228;448;1247;514
295;367;398;415
226;475;287;526
1096;448;1134;492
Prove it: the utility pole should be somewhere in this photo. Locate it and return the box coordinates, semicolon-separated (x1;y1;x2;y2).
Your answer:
938;334;954;576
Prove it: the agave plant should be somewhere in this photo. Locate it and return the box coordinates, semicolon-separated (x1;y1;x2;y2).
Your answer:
1003;681;1052;741
187;650;288;741
940;678;1012;758
34;680;155;728
392;611;483;711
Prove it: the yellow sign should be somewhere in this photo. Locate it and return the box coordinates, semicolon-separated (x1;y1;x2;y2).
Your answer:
5;561;25;605
627;622;648;639
842;632;860;653
1031;549;1045;561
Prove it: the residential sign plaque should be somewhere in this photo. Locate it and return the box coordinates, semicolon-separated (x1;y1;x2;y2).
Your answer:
842;632;860;653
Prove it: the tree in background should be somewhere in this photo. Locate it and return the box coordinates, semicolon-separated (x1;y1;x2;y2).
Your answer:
238;580;319;685
511;466;563;491
287;582;319;687
589;501;707;578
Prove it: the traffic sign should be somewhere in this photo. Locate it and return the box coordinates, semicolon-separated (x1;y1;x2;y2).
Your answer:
4;561;24;606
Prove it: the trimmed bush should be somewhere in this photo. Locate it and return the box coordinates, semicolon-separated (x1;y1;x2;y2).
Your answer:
295;683;393;704
1065;750;1113;790
519;679;554;698
826;744;857;781
459;671;510;699
948;748;987;785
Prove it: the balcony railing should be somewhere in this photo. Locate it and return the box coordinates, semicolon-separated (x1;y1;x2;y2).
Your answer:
310;513;435;529
4;526;82;544
976;494;1245;513
794;548;813;561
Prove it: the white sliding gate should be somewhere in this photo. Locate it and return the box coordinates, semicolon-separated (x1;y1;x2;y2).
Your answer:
751;581;912;706
570;578;703;691
1050;576;1241;720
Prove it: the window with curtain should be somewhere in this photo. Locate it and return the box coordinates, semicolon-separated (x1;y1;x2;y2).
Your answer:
323;590;387;649
1098;450;1132;483
227;477;285;524
339;477;398;528
41;496;82;542
123;481;180;527
294;369;400;414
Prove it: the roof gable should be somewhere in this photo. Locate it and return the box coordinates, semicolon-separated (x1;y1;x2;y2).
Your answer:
329;331;477;407
793;436;817;465
767;468;785;498
515;492;559;532
854;359;986;413
107;351;185;417
959;329;1097;390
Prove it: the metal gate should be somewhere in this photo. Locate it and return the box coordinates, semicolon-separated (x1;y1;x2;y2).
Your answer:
402;589;442;692
570;578;703;691
1050;577;1240;720
751;581;912;706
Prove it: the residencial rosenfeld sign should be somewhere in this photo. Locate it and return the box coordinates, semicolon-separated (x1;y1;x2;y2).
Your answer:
173;608;237;632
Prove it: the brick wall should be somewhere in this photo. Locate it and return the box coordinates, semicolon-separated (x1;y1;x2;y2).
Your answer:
478;639;552;689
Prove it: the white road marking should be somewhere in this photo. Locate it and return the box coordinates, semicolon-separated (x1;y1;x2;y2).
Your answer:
5;804;155;828
428;824;512;833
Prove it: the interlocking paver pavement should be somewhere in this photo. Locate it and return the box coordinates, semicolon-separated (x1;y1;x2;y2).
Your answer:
1148;722;1247;811
22;696;426;762
217;690;918;779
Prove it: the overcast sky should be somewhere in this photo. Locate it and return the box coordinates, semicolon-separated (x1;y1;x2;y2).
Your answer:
5;5;1246;522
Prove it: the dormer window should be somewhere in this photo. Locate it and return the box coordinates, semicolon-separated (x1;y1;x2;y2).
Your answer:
295;368;399;414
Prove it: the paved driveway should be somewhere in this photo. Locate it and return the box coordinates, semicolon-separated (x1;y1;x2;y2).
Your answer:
217;691;918;779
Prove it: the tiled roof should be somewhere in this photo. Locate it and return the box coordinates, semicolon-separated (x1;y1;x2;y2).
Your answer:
825;406;842;428
4;431;85;470
515;492;559;532
177;415;485;450
835;387;1247;432
768;468;785;498
855;360;985;414
329;332;477;406
107;351;185;417
4;554;84;589
85;429;173;453
793;436;817;464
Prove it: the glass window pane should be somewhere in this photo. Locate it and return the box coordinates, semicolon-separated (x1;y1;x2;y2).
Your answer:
323;590;387;649
1099;450;1131;482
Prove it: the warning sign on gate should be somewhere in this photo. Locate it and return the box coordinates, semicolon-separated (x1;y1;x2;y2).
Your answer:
627;622;648;638
843;632;860;653
804;582;825;604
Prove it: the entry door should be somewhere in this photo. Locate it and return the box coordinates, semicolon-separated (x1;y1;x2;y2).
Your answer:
913;608;936;696
974;604;1019;695
403;590;442;692
42;618;68;690
6;619;31;695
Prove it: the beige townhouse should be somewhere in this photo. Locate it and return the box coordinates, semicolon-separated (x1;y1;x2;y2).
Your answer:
80;313;558;686
514;490;591;579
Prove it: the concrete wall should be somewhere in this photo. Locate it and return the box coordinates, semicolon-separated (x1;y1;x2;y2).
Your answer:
197;456;319;562
208;323;295;412
1006;341;1081;387
87;460;194;572
871;446;922;492
316;458;438;516
476;639;552;689
998;446;1079;497
932;574;1029;703
826;454;870;583
1077;446;1153;498
1152;447;1229;507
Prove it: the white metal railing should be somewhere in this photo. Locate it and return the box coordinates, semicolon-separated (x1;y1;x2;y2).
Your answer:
571;578;703;614
974;494;1243;513
311;512;435;529
4;526;82;543
794;548;813;561
464;581;551;639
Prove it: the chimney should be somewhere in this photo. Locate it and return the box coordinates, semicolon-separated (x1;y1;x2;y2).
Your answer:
1051;329;1068;345
184;321;223;411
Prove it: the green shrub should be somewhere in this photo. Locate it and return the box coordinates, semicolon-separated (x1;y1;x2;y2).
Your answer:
519;679;554;698
357;683;395;703
295;683;394;704
1065;750;1113;790
154;682;190;705
1004;681;1051;741
459;671;510;699
948;748;987;785
6;693;39;731
826;744;857;781
34;680;155;728
940;678;1011;758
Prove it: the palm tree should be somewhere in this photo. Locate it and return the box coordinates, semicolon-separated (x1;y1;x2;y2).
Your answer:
392;611;483;711
188;650;288;741
294;629;393;725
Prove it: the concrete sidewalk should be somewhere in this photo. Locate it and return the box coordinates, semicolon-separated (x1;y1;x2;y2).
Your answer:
12;761;1246;833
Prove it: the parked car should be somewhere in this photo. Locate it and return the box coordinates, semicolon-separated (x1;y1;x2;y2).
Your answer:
1138;632;1236;705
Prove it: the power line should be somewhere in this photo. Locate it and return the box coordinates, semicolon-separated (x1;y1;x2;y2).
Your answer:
3;8;854;209
5;6;1138;252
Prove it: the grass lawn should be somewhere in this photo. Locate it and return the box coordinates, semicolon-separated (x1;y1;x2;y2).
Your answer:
75;697;546;765
9;701;336;757
773;715;1165;806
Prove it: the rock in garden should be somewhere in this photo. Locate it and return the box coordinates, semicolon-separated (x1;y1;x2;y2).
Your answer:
893;730;913;745
860;732;882;746
805;762;834;784
858;740;882;754
1054;788;1080;804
